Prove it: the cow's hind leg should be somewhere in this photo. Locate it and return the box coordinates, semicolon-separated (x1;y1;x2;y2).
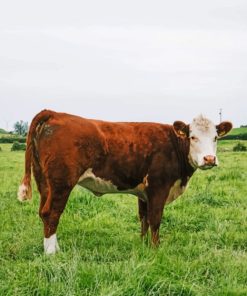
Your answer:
138;198;149;239
39;179;73;255
32;167;58;254
147;190;166;247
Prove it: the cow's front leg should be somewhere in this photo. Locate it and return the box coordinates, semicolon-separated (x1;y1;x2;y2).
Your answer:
147;188;167;247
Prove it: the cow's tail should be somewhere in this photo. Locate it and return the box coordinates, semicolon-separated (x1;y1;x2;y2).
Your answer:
17;109;54;202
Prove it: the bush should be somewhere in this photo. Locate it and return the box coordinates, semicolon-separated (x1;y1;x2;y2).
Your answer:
11;142;26;151
0;137;26;143
220;133;247;140
233;142;247;152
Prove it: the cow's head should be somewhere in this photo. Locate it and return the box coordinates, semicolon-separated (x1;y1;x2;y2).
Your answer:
173;115;232;170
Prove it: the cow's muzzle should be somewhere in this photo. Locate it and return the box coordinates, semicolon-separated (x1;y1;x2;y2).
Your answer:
199;155;217;170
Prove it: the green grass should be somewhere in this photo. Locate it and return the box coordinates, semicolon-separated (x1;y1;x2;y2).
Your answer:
229;127;247;136
0;141;246;295
0;129;8;134
223;127;247;141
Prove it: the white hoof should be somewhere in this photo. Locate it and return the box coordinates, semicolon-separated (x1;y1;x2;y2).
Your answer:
44;234;60;254
17;184;29;202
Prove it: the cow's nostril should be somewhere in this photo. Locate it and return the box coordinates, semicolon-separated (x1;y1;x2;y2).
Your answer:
204;155;216;164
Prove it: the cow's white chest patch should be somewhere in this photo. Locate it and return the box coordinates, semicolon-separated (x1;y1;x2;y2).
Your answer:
166;179;186;204
78;168;148;201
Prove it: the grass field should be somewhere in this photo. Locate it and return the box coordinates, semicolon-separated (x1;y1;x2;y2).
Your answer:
0;141;246;296
228;127;247;136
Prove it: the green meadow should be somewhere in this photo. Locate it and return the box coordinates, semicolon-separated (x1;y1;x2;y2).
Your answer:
229;127;247;136
0;139;246;295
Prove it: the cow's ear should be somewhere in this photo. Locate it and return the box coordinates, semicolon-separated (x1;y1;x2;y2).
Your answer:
216;121;233;137
173;121;189;138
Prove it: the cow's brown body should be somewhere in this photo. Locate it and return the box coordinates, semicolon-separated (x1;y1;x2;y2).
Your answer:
20;109;196;247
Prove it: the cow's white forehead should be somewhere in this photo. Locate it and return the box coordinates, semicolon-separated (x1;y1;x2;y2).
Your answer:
190;115;216;134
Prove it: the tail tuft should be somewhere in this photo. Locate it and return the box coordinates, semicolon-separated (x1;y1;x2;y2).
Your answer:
17;182;32;202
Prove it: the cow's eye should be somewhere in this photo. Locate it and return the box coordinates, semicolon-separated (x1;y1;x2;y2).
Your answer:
191;136;198;141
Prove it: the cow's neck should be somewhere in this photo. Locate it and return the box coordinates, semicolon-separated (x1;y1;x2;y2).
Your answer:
171;129;196;186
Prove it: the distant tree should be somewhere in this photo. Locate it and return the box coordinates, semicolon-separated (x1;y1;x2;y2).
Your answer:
13;121;28;136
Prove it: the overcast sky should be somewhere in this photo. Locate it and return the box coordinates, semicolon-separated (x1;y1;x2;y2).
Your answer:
0;0;246;130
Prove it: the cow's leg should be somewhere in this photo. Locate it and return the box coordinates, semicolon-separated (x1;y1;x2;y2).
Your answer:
41;193;70;254
33;168;58;254
38;182;57;254
40;185;72;255
39;161;81;255
138;198;149;238
147;192;166;247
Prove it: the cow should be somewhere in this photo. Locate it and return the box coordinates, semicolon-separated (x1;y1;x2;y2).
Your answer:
17;110;232;254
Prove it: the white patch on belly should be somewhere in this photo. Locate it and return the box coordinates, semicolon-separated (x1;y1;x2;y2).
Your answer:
78;168;148;201
78;168;118;194
166;179;186;204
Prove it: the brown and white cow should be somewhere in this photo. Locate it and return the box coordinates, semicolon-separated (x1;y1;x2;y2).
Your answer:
18;110;232;254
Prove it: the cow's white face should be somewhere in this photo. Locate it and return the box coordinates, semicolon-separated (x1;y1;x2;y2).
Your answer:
189;117;219;169
173;115;232;170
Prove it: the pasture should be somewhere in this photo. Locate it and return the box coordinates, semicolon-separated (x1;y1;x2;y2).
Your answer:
0;140;246;295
